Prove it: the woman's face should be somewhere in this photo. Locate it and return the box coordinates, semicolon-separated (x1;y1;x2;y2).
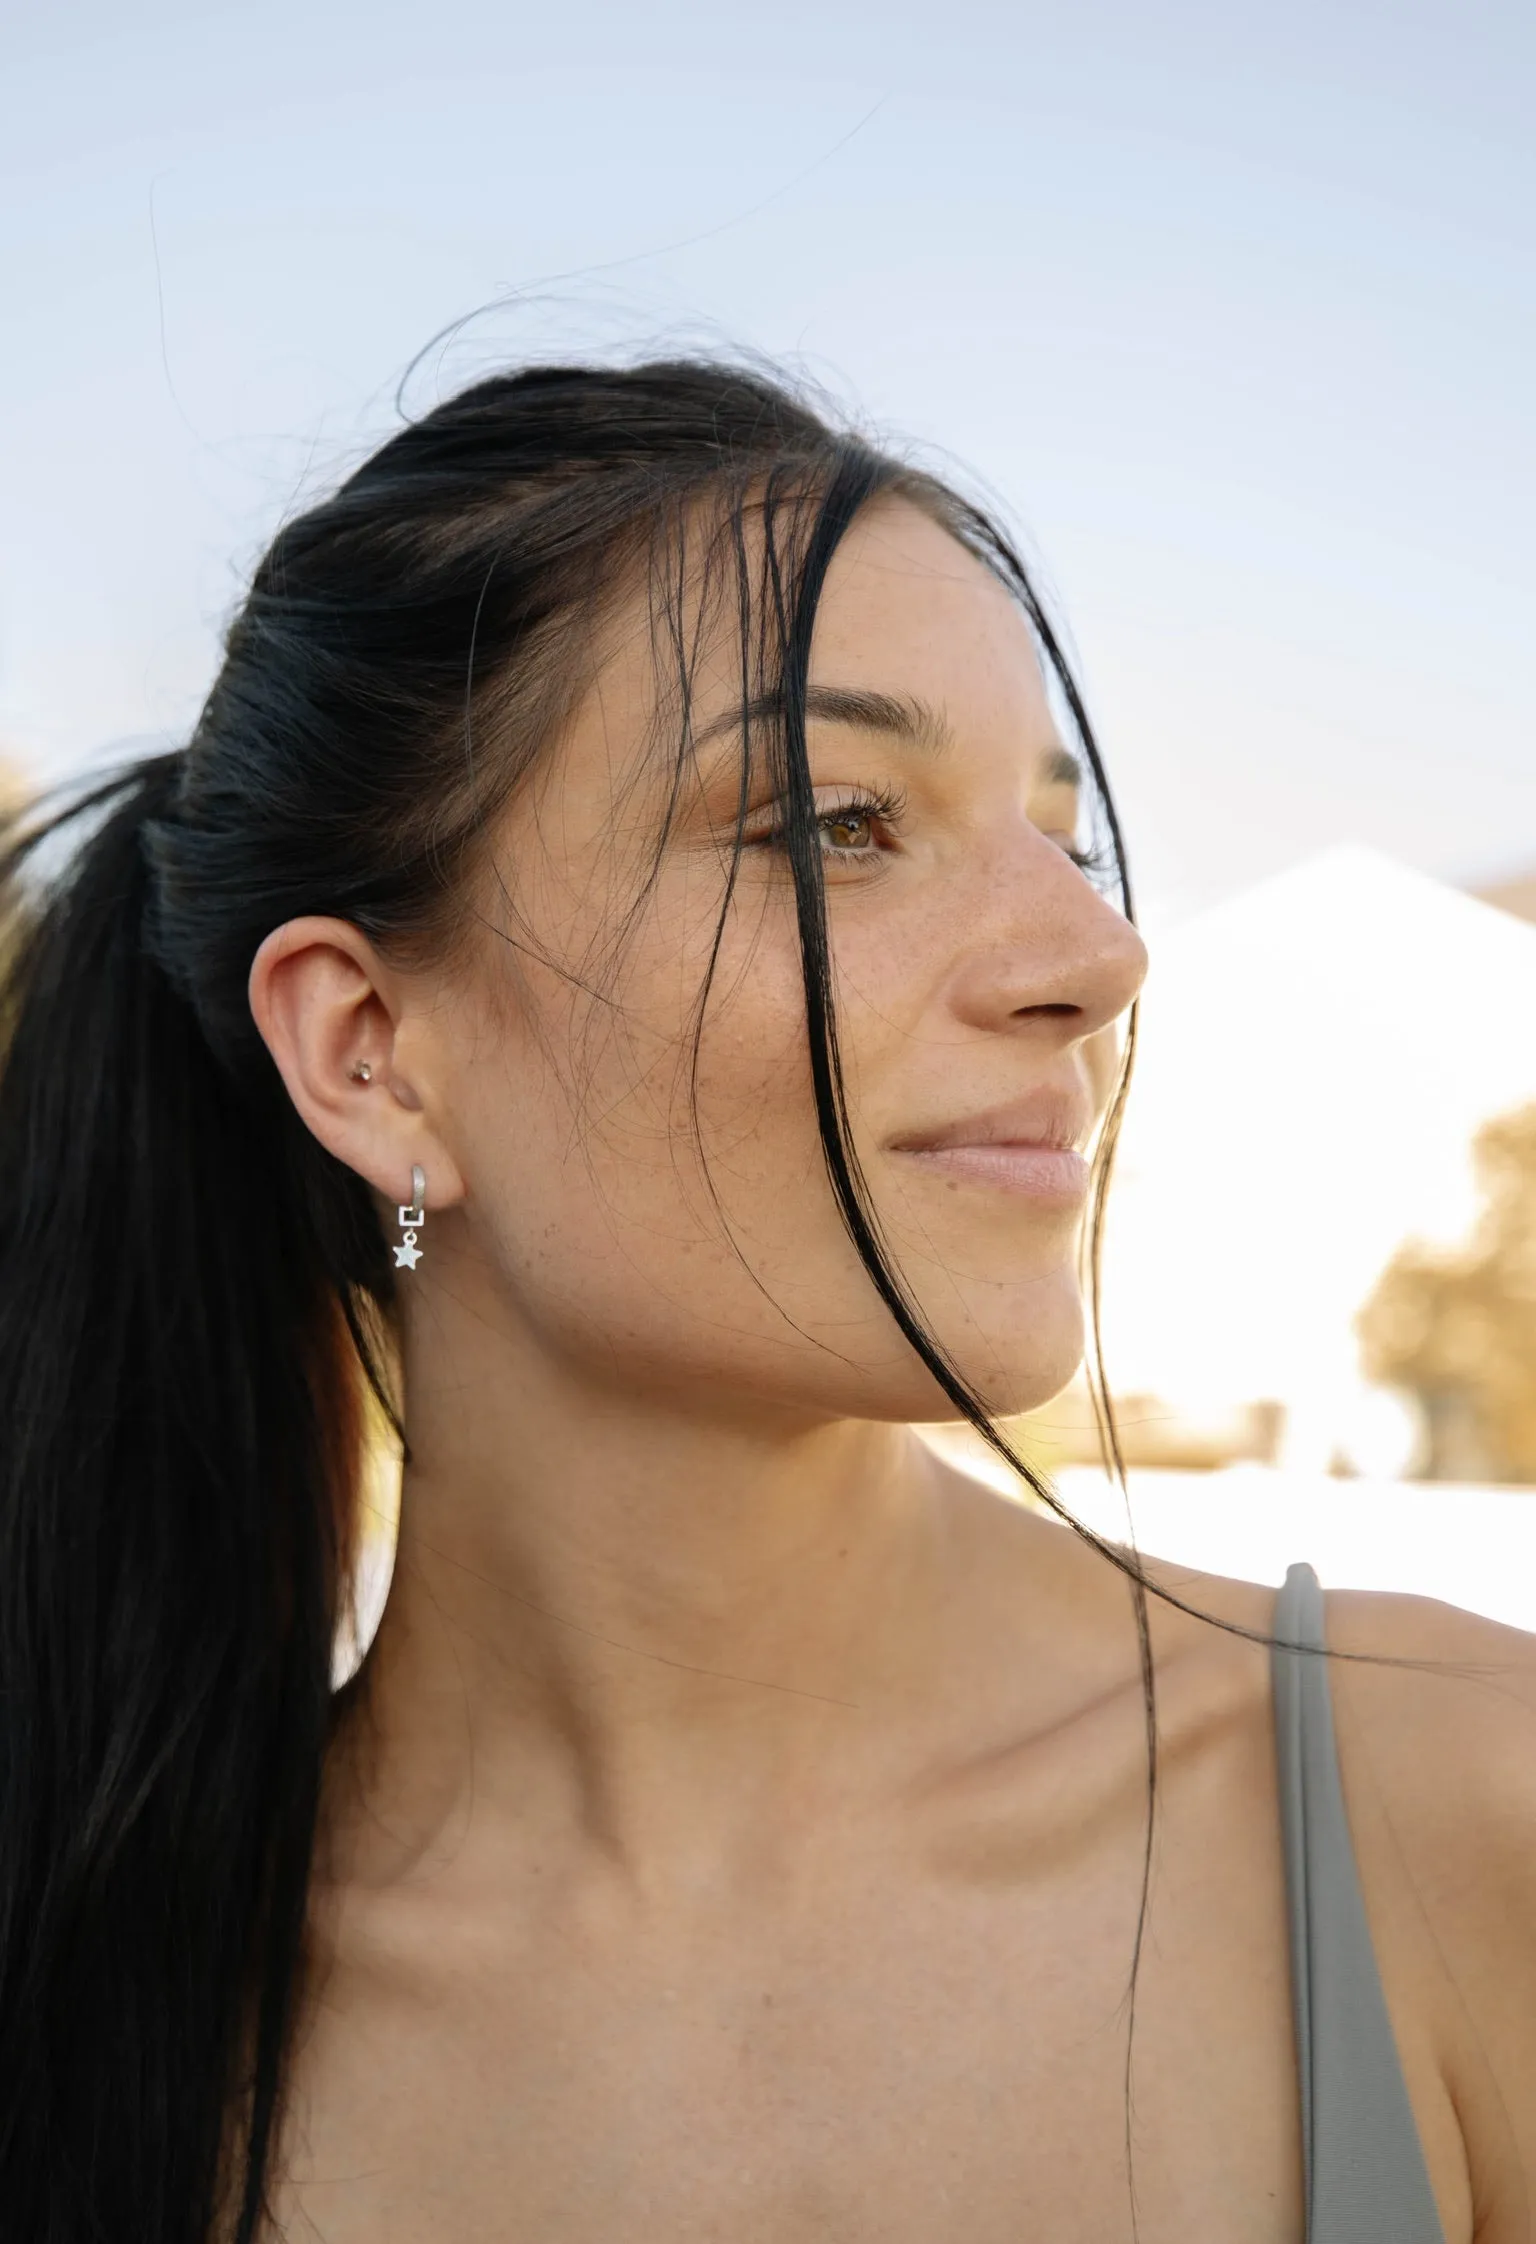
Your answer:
422;496;1148;1424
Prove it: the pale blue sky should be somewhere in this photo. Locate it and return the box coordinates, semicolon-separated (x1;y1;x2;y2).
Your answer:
5;0;1532;921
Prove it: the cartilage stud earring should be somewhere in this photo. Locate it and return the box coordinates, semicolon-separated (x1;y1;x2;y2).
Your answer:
395;1166;425;1271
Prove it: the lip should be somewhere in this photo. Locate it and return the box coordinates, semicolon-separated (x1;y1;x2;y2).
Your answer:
896;1142;1091;1199
887;1089;1093;1202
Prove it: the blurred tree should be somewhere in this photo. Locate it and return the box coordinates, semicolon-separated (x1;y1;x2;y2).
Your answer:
1358;1102;1536;1483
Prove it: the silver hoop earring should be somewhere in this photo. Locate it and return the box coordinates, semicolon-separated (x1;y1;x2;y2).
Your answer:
395;1165;425;1271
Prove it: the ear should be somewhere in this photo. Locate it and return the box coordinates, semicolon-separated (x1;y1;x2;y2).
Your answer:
248;917;466;1213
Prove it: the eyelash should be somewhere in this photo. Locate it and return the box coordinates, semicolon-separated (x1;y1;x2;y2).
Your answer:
811;785;909;861
747;786;910;867
1065;840;1119;884
747;792;1119;885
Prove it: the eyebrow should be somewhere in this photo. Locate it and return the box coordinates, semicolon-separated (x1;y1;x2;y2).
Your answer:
691;684;1084;789
692;685;952;754
1039;744;1084;789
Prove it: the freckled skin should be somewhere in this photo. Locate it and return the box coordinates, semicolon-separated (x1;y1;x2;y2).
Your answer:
248;501;1536;2244
363;500;1140;1433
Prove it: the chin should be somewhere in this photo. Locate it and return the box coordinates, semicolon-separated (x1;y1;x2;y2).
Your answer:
978;1357;1085;1423
927;1297;1086;1424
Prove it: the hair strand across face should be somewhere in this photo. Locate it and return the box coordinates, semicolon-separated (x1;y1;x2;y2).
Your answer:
0;354;1161;2237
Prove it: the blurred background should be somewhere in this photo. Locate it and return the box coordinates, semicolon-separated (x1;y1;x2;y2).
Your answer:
7;0;1534;1638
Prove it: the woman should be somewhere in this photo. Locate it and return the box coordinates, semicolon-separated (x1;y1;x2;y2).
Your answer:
2;359;1532;2243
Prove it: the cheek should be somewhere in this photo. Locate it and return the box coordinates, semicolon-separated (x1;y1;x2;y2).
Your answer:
444;887;1090;1422
450;893;873;1371
686;923;825;1221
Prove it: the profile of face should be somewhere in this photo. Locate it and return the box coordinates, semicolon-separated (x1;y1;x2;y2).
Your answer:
266;497;1149;1427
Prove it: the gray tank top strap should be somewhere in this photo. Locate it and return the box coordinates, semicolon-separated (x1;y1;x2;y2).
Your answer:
1271;1562;1445;2243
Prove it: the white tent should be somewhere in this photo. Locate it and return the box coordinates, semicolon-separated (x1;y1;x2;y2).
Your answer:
1096;847;1536;1470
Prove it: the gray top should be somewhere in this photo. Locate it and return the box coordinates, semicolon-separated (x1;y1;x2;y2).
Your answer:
1271;1562;1445;2243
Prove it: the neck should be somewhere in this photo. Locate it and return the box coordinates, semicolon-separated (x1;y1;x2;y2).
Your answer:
338;1278;975;1890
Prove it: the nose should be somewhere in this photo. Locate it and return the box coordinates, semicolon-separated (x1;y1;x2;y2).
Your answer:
943;825;1148;1046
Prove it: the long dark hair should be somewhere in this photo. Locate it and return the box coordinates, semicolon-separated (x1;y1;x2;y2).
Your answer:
0;358;1145;2240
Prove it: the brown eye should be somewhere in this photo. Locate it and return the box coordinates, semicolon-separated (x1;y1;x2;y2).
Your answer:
745;785;906;868
822;811;875;852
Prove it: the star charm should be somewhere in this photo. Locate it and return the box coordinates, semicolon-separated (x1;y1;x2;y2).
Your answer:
394;1240;422;1270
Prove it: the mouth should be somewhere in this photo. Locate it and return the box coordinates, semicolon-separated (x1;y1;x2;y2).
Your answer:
886;1088;1093;1203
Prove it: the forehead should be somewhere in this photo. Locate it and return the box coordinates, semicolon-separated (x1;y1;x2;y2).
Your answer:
534;492;1064;831
808;496;1053;732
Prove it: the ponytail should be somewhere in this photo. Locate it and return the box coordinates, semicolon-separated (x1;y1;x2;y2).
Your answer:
0;756;372;2240
0;354;1144;2236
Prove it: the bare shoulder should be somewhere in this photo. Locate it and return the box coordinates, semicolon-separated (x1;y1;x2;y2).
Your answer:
1138;1562;1536;1933
1137;1559;1536;2227
1322;1585;1536;1891
1323;1587;1536;2220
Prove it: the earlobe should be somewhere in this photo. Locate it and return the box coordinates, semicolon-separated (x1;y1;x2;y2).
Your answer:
247;917;465;1212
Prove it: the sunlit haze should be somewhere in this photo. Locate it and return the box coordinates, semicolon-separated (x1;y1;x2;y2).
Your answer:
5;0;1533;926
9;1;1536;1630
